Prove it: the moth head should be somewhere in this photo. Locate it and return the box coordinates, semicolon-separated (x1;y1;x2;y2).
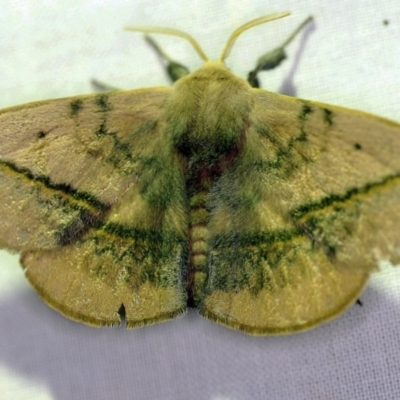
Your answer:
125;11;290;68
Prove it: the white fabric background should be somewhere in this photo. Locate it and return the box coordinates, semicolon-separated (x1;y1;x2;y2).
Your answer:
1;1;400;399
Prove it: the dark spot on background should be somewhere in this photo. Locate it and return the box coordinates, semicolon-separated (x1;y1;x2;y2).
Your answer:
383;19;389;26
37;130;46;139
354;143;362;150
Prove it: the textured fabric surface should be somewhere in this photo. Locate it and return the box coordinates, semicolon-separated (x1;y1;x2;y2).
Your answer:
1;1;399;399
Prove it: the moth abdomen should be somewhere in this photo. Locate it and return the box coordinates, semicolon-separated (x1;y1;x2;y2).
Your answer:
186;188;208;306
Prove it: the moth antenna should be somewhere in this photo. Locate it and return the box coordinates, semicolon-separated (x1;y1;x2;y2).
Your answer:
125;26;208;62
278;15;313;49
219;11;291;63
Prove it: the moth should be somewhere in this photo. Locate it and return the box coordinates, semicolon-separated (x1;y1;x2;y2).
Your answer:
1;12;399;335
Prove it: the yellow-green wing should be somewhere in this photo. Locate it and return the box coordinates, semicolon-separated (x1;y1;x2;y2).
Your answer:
199;89;400;335
0;88;188;327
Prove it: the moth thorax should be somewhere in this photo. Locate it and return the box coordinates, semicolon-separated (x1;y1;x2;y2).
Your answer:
169;74;251;160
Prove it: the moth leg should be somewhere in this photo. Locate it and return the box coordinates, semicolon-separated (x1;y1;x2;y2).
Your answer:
248;16;313;88
90;79;120;92
145;35;190;82
91;35;190;90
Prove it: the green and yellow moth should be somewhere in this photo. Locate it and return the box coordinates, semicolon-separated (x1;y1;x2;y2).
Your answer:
1;12;399;335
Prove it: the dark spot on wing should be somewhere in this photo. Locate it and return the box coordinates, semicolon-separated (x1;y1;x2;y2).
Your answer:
323;108;333;126
95;94;112;112
70;99;83;115
118;304;126;326
299;104;313;121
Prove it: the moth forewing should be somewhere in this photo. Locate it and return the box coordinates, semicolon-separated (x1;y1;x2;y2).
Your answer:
0;13;399;335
